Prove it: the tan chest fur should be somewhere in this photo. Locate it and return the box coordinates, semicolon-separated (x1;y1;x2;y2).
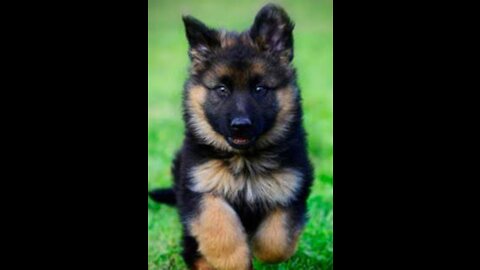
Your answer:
189;153;302;206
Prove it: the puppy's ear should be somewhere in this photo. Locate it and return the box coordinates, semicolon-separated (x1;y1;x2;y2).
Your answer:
182;15;220;67
250;4;295;63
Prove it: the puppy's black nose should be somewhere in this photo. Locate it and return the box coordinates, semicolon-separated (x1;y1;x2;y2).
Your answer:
230;117;252;130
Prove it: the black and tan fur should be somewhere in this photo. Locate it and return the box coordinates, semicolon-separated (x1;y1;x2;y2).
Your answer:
149;4;313;270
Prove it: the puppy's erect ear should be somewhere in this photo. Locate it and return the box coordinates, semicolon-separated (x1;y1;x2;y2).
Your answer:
249;4;295;62
182;15;220;67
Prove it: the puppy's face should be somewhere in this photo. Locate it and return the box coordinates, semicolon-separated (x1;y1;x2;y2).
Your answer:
184;4;297;150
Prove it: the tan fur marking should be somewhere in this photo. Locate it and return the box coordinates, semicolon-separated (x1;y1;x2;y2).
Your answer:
193;257;214;270
220;30;237;48
190;195;250;270
228;152;279;176
186;85;234;152
190;156;301;206
208;64;249;87
250;61;266;76
257;86;297;148
252;209;301;263
203;64;236;87
213;64;234;78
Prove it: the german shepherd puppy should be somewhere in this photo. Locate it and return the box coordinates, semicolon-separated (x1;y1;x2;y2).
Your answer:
149;4;313;270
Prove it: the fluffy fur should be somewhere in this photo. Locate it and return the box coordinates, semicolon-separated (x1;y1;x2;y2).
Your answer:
149;4;314;269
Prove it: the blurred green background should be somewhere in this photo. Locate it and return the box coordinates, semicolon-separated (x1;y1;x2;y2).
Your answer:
148;0;332;269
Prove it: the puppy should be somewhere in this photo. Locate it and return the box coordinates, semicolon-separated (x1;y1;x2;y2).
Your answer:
149;4;314;270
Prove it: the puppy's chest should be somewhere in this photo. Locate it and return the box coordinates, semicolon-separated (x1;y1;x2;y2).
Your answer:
189;154;302;207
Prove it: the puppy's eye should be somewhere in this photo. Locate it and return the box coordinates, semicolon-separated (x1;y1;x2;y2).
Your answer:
214;85;230;97
254;86;268;95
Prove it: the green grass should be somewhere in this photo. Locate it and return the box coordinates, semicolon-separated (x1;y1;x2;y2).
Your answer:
148;0;332;269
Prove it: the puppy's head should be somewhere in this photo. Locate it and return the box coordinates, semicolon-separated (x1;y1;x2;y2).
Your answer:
183;4;298;151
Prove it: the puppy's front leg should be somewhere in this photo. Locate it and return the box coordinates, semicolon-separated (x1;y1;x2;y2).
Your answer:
190;194;251;270
252;208;303;263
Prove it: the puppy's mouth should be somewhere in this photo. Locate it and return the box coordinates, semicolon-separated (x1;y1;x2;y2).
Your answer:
227;136;256;149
